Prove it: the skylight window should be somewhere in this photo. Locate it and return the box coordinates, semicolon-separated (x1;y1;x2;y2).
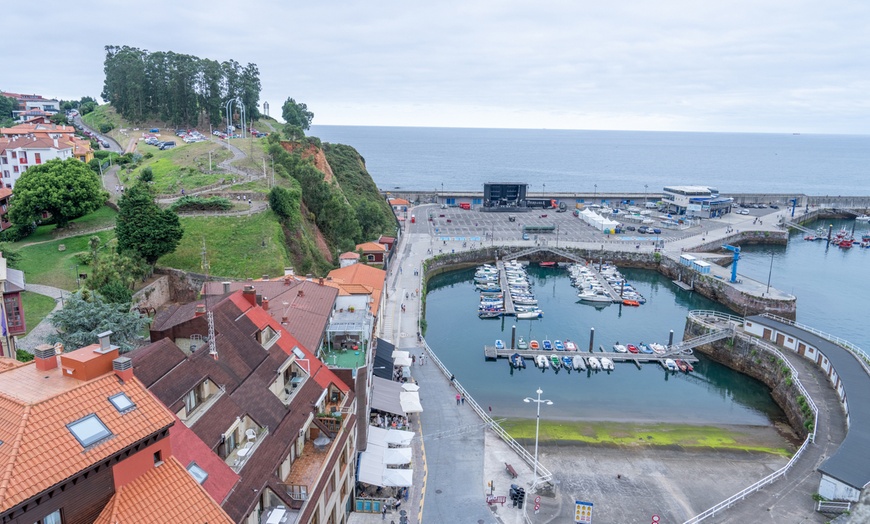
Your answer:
108;392;136;413
187;462;209;484
67;414;112;448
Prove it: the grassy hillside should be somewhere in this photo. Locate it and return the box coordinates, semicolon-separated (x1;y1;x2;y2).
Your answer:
14;230;116;290
158;211;291;278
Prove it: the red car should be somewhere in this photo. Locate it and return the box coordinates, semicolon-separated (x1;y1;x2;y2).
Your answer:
627;344;639;354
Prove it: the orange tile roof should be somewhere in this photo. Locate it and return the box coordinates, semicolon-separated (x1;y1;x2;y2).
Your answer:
327;263;386;317
0;188;13;200
339;252;360;259
94;456;232;524
0;358;175;511
355;242;387;253
389;198;410;206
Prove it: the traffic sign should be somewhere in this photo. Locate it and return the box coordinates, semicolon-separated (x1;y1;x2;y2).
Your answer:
575;500;593;523
652;515;660;524
535;496;542;504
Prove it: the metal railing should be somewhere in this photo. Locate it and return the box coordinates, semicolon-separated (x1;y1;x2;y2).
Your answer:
760;313;870;371
681;311;819;524
816;500;851;513
421;339;553;485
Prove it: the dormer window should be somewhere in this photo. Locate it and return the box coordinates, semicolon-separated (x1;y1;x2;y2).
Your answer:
178;379;224;426
257;325;280;349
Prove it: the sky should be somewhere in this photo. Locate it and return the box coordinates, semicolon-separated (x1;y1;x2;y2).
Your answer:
4;0;870;134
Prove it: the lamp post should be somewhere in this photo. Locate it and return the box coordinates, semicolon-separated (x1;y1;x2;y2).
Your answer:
644;184;648;205
766;250;775;293
523;388;552;491
593;184;597;204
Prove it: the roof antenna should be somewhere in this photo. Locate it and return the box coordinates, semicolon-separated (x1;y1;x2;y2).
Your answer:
201;238;218;360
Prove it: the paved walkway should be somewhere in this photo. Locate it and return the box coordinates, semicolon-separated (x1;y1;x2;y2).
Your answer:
17;284;66;352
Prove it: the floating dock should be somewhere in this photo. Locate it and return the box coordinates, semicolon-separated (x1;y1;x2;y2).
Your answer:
496;260;517;316
484;346;698;365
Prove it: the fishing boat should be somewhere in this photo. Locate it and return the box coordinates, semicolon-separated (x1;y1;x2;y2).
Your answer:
565;340;578;351
665;358;677;371
554;340;565;351
550;355;561;369
562;356;574;369
587;356;601;370
542;340;553;351
612;344;628;353
572;355;586;371
600;357;614;371
649;343;667;355
495;339;505;350
510;353;526;369
529;340;540;350
535;355;549;368
517;337;528;350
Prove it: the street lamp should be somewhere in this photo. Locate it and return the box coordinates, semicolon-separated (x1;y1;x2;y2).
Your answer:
593;184;597;204
644;184;648;205
523;388;552;491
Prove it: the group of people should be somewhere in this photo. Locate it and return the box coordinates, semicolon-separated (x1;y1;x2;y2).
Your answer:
371;413;409;431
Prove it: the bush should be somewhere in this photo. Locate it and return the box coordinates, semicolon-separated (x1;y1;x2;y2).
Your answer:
88;158;102;173
16;349;34;362
72;251;94;265
168;196;233;212
0;222;36;241
99;123;114;134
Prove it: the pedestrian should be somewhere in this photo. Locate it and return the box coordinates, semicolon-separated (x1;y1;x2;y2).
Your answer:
456;393;461;405
412;355;416;365
460;394;465;405
248;198;252;206
382;505;387;520
488;405;492;414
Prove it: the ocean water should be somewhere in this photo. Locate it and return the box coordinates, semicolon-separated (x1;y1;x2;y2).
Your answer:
310;125;870;195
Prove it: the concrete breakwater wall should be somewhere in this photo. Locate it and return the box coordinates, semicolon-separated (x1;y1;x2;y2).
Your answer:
684;317;810;441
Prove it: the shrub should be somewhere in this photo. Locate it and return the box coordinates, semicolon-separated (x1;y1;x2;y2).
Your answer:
72;251;94;265
0;222;36;241
99;123;114;134
169;196;233;212
16;349;34;362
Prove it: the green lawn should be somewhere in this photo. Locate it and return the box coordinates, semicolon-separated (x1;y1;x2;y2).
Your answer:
117;141;233;194
158;211;290;279
15;231;115;290
14;205;117;245
21;292;57;336
499;419;792;457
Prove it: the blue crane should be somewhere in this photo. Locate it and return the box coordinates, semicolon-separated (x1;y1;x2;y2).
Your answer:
722;244;740;283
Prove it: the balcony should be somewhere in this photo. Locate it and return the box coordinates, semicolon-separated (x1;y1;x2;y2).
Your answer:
226;426;269;472
280;438;337;509
278;375;306;405
182;386;225;427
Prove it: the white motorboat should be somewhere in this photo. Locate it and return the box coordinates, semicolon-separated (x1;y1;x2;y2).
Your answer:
600;357;614;371
665;358;677;371
856;215;870;222
578;291;613;303
649;343;667;355
535;355;550;368
612;344;627;353
572;355;586;371
587;356;601;370
517;310;543;319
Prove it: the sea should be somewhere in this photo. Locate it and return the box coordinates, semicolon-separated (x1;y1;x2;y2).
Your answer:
309;125;869;423
310;125;870;195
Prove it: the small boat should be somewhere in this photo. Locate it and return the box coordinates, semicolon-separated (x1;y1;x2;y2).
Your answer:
675;359;693;372
665;358;677;371
540;261;556;267
495;339;505;350
572;355;586;371
565;340;578;351
626;344;639;354
517;337;528;350
535;355;549;368
613;344;627;353
554;340;565;351
542;340;553;351
562;356;574;369
622;299;640;307
550;355;561;369
510;353;526;369
478;310;502;319
856;215;870;222
649;343;667;355
638;343;654;354
517;310;543;319
587;356;601;370
600;357;614;371
578;291;613;303
529;340;540;350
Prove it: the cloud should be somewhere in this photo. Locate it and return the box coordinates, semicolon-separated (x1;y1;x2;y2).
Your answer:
5;0;870;133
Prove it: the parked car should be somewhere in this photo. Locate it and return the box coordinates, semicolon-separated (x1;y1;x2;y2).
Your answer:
638;226;649;234
770;204;779;209
739;209;750;215
159;141;176;150
625;225;636;231
652;228;662;234
522;233;530;240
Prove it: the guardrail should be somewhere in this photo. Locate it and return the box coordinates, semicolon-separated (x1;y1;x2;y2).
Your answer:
682;311;819;523
761;313;870;371
421;339;553;485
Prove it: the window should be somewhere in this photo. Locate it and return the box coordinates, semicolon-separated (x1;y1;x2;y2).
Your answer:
153;450;163;465
187;462;209;484
34;152;41;164
13;166;18;173
67;414;112;448
184;383;205;414
367;254;375;262
4;296;21;329
108;392;135;413
36;509;62;524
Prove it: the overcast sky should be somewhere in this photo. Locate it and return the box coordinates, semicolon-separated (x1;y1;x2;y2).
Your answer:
5;1;869;133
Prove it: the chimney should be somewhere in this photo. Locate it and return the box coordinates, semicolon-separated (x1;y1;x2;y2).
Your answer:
297;289;305;297
222;281;231;294
284;267;294;276
194;304;206;317
53;137;58;148
98;331;114;352
262;274;269;280
113;356;133;382
34;344;58;372
262;297;269;311
283;277;291;286
242;285;257;306
318;278;324;286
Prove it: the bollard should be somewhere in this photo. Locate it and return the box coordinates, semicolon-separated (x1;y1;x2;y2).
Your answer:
668;330;674;347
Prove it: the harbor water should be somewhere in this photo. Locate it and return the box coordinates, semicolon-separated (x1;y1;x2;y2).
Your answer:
424;265;787;426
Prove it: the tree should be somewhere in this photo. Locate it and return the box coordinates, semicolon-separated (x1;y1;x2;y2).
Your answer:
0;242;21;268
0;96;16;127
8;159;107;229
116;183;184;264
282;98;314;131
48;291;150;353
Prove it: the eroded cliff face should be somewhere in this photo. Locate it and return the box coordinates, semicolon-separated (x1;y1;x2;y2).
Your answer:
281;142;335;183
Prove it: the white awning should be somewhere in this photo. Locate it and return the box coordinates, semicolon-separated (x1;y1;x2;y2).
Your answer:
358;449;413;487
401;383;420;392
393;356;413;367
400;391;423;413
371;376;405;416
391;349;410;359
368;426;415;447
383;447;412;465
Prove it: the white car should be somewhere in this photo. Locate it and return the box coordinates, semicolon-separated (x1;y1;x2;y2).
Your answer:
739;209;750;215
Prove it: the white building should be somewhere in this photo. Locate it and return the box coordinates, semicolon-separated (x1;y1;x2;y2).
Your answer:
0;136;73;188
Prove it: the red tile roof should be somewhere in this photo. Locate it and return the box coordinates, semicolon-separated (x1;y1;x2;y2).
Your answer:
168;417;239;504
327;263;386;317
0;355;175;511
94;456;232;524
356;241;387;252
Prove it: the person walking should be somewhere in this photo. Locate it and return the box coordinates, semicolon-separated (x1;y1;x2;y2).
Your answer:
456;393;461;405
460;394;465;405
382;504;387;520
